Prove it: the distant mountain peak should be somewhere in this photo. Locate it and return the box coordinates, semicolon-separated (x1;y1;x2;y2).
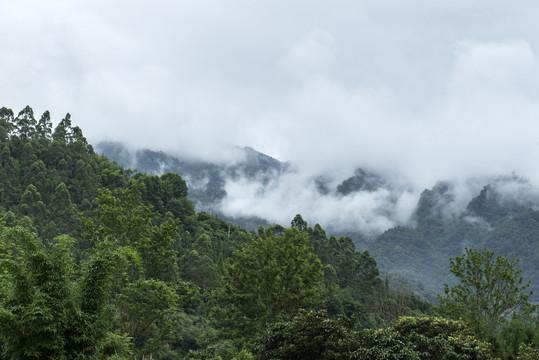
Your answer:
336;168;385;196
413;181;455;223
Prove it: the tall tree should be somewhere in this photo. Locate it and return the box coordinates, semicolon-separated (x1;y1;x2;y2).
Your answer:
52;113;73;144
212;227;325;343
19;184;46;219
15;105;37;141
36;110;53;140
179;234;220;292
82;180;184;356
48;182;78;237
437;248;536;338
0;107;15;137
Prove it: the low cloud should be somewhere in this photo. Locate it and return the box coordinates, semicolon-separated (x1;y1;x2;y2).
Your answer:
219;168;419;236
3;1;539;234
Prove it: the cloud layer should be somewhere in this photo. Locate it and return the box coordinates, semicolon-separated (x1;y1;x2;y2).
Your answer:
3;1;539;232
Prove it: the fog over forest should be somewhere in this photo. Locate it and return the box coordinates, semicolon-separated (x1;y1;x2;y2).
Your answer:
3;1;539;235
97;141;539;238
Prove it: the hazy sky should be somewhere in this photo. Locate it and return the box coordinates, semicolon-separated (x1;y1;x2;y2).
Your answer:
3;1;539;231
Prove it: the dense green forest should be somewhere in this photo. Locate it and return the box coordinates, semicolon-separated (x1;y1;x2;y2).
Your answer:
100;143;539;306
368;178;539;304
1;106;539;359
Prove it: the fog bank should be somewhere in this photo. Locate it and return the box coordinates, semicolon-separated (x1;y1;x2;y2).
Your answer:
3;1;539;234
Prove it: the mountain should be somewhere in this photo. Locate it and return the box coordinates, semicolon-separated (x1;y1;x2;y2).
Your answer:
95;142;397;229
95;141;288;211
370;175;539;302
97;142;539;303
336;168;386;195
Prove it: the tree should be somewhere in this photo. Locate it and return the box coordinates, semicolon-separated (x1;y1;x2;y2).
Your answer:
180;234;220;291
253;314;493;360
386;317;493;360
48;182;78;237
253;310;355;360
26;160;50;202
291;214;307;232
0;226;117;359
15;105;37;141
161;172;188;199
0;107;15;137
84;180;179;281
494;317;539;360
352;317;493;360
438;248;536;338
82;180;184;356
212;227;325;343
19;184;46;219
52;113;74;143
36;110;53;139
517;343;539;360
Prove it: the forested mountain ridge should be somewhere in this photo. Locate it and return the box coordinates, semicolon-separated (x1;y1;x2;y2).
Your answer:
95;141;289;211
370;176;539;303
96;141;390;214
1;106;451;359
98;140;539;305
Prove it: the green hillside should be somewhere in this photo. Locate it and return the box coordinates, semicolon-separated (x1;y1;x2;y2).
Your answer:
1;106;463;359
369;178;539;304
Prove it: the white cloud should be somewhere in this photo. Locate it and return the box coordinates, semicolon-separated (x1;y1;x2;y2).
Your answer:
4;1;539;233
219;170;418;236
280;28;336;77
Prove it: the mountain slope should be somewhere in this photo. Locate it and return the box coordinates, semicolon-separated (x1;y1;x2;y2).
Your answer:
369;177;539;302
96;141;288;211
97;142;539;303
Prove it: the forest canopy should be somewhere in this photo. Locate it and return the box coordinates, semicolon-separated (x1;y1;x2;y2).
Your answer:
0;106;538;359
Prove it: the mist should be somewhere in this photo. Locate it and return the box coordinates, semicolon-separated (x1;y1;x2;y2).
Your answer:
218;166;418;236
3;1;539;234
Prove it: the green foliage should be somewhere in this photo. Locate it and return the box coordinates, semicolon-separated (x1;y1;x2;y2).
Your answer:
387;317;493;359
352;317;493;360
0;106;115;240
81;180;187;357
186;341;251;360
517;343;539;360
493;317;539;360
0;226;117;359
438;248;536;338
212;227;325;343
84;181;179;280
253;312;493;360
352;329;421;360
301;217;428;328
180;234;220;291
253;310;355;360
0;105;468;358
116;278;180;354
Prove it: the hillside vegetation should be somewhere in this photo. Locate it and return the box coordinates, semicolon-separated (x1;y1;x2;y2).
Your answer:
99;142;539;305
1;106;538;359
370;178;539;304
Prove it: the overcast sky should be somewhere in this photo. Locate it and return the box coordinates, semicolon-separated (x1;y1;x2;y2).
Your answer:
3;1;539;230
